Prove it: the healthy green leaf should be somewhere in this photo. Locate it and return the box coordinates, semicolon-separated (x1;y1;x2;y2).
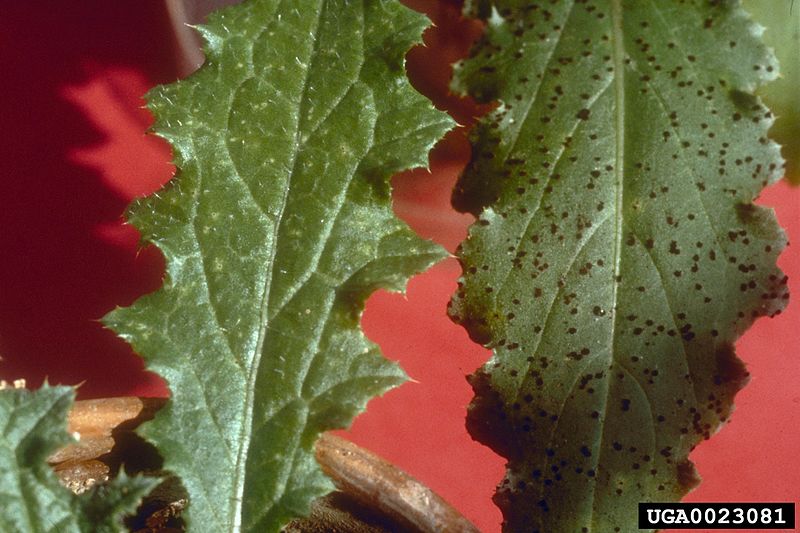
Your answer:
105;1;452;531
744;0;800;182
0;385;154;533
449;1;788;531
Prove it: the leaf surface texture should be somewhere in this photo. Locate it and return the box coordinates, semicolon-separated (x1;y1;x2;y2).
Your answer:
449;1;788;531
105;1;452;531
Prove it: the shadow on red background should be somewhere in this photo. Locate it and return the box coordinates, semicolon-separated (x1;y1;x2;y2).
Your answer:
0;3;178;397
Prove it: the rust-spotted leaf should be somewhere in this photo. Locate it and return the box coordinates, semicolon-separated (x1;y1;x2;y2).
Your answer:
450;1;788;531
744;0;800;182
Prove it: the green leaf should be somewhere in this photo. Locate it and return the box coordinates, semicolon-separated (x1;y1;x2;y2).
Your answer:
0;385;154;532
449;1;788;531
744;0;800;183
104;1;452;531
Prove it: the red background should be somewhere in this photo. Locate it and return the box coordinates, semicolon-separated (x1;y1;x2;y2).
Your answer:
1;2;797;531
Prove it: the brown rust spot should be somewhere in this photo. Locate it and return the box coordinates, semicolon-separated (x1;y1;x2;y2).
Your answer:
676;460;701;492
713;343;749;388
466;370;523;462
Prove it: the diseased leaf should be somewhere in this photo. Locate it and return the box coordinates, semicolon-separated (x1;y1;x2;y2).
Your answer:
449;1;788;531
104;1;452;531
0;385;154;532
744;0;800;182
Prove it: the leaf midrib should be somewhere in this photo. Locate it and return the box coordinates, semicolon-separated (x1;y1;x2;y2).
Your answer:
229;4;326;530
584;0;627;529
